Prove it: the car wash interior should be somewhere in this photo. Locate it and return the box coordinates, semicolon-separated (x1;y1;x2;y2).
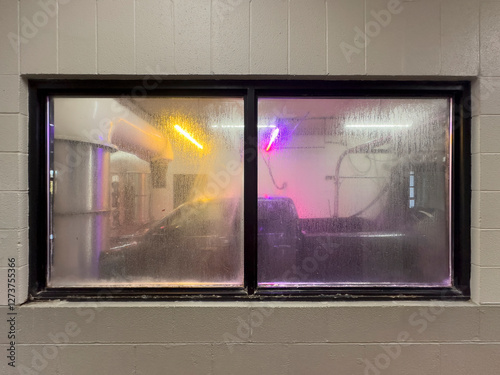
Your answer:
29;80;470;299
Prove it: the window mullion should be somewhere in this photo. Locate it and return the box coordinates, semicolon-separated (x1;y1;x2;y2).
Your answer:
244;88;258;295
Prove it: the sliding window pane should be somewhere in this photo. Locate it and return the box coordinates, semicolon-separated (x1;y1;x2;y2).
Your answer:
49;97;244;287
257;98;451;287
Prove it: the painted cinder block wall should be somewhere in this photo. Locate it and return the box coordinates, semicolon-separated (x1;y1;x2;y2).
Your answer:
1;0;500;373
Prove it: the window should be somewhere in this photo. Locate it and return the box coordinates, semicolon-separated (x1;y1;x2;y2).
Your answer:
257;97;451;287
49;96;244;288
29;81;471;300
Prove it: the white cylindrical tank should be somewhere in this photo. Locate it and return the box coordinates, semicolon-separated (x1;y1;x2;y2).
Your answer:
50;98;173;286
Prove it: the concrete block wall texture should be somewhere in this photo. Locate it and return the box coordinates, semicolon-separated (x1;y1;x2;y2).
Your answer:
0;0;500;373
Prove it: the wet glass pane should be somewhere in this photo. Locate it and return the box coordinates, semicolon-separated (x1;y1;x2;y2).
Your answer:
257;98;451;287
49;97;244;287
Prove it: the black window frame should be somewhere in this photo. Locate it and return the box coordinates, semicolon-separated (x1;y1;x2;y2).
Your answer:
28;79;471;301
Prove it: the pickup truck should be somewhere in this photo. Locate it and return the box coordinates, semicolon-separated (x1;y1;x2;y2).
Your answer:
99;196;303;284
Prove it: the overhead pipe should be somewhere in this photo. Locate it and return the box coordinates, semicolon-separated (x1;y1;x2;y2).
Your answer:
109;118;173;162
333;136;392;218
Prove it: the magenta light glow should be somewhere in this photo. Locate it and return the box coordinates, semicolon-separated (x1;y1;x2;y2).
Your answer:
265;128;280;151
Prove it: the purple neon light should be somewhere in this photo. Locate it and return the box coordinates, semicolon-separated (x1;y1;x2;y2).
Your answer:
265;128;280;151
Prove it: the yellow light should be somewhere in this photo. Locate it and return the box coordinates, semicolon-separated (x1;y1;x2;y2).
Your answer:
174;124;203;149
